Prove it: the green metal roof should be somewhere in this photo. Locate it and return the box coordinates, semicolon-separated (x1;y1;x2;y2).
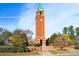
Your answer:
37;3;43;9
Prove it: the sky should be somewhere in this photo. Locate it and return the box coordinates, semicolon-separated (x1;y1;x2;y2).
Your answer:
0;3;79;39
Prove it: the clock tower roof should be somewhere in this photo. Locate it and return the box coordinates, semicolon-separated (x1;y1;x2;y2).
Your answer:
37;3;43;9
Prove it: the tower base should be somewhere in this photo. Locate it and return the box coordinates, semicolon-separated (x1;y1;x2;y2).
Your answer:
34;39;46;46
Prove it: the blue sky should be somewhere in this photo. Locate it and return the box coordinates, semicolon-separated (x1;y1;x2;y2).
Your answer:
0;3;79;39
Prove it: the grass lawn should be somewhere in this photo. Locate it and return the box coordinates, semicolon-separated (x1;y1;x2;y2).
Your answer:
1;46;79;56
49;48;79;56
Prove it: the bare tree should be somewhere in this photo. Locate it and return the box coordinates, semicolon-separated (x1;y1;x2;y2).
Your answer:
54;35;67;50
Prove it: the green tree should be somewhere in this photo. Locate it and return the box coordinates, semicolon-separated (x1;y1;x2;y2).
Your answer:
0;27;12;45
63;27;67;34
46;33;57;46
2;31;13;45
62;34;71;45
0;35;4;45
9;29;33;52
49;33;57;43
46;38;50;46
12;29;28;46
0;28;6;45
76;27;79;36
9;35;21;47
0;27;4;34
68;25;75;39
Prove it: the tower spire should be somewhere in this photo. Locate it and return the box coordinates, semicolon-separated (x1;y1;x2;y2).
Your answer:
37;3;43;9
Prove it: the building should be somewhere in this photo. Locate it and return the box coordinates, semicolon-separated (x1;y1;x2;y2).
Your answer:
34;4;46;46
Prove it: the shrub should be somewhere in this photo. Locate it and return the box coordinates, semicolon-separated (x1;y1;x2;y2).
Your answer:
74;45;79;49
33;43;41;47
0;46;17;53
17;47;31;52
0;46;30;53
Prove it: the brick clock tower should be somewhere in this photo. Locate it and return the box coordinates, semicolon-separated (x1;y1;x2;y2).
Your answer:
34;4;46;46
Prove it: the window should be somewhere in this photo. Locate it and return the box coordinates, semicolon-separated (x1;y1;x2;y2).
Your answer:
39;11;41;15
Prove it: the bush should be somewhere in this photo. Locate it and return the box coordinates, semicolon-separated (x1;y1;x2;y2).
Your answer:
0;46;17;53
0;46;30;53
33;43;41;47
17;47;31;52
74;45;79;49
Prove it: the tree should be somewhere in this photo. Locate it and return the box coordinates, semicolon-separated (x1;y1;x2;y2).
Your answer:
0;27;4;34
46;33;57;46
24;29;33;46
9;34;30;52
2;31;13;45
9;29;33;52
0;27;12;45
13;29;33;45
0;35;4;45
62;34;71;45
68;25;75;39
46;38;50;46
0;28;6;45
63;27;67;34
73;27;79;45
10;29;29;47
76;27;79;36
49;33;57;45
54;34;71;50
9;35;21;47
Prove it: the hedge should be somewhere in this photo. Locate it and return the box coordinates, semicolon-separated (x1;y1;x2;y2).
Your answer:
0;46;31;53
33;43;41;47
74;45;79;49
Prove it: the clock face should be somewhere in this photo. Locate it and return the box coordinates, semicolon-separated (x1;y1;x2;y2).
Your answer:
40;19;42;21
36;19;42;22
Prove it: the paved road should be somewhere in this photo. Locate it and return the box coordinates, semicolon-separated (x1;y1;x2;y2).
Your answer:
38;46;52;56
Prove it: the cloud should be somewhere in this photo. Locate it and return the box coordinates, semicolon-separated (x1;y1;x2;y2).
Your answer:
17;4;36;38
